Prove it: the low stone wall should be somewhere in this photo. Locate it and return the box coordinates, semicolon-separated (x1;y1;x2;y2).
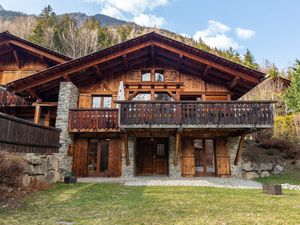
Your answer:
21;153;61;187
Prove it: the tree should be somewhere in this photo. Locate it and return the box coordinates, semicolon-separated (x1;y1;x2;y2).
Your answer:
263;60;280;79
29;5;59;48
243;49;260;70
284;60;300;113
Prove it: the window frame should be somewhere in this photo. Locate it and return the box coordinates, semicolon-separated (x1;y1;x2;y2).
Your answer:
92;95;112;108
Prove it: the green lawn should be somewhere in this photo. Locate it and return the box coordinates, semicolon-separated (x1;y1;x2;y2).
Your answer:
256;170;300;185
1;183;300;225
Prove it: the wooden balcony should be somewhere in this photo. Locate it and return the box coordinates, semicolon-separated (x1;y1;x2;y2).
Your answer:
117;101;274;129
69;109;119;132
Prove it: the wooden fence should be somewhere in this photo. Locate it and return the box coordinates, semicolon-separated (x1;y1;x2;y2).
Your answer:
0;113;61;153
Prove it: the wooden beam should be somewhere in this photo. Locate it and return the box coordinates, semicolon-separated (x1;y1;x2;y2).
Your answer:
44;110;51;126
9;40;67;63
176;54;183;70
63;75;71;82
94;65;103;78
234;134;246;166
33;103;41;124
123;54;128;70
229;77;240;89
154;42;260;83
174;132;180;166
32;102;57;107
124;133;130;166
202;65;211;80
16;41;153;92
13;50;22;69
151;44;155;67
26;88;40;100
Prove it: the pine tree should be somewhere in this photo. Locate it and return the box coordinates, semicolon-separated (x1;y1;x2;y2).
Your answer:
243;49;260;70
284;60;300;113
264;60;279;79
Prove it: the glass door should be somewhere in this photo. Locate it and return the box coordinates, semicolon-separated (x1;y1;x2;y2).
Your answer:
88;139;109;177
194;139;215;176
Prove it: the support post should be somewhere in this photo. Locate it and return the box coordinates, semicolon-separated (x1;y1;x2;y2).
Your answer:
234;135;245;166
174;132;180;166
124;133;129;166
33;103;41;124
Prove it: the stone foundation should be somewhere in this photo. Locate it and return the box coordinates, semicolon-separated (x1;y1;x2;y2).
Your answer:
122;137;136;177
55;82;79;175
229;137;242;177
168;136;181;177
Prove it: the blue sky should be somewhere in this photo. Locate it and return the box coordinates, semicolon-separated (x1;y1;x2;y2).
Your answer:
0;0;299;70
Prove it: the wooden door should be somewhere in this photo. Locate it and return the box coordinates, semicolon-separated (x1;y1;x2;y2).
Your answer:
137;138;168;175
108;139;122;177
194;139;216;176
215;138;231;176
152;139;168;175
73;138;88;177
137;139;153;175
181;138;195;177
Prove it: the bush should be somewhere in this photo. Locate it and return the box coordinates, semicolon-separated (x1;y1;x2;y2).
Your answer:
0;151;26;187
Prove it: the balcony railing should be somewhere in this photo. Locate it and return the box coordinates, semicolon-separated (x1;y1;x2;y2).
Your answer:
69;109;119;132
117;101;274;128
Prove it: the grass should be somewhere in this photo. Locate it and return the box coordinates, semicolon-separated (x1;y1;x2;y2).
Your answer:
256;170;300;185
1;183;300;225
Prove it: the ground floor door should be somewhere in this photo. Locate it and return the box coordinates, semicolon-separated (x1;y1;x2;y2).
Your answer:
136;138;168;176
194;139;216;176
73;138;122;177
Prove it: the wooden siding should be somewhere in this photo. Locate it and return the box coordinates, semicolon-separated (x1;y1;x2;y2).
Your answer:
0;112;60;153
181;138;195;177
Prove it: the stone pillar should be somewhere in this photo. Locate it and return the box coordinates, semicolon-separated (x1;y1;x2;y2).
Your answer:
229;136;243;178
122;137;135;177
168;136;182;177
55;82;79;175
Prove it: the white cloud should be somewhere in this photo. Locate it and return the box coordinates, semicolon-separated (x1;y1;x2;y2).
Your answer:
193;20;241;50
88;0;169;15
235;27;256;40
133;14;166;27
86;0;169;27
100;4;123;19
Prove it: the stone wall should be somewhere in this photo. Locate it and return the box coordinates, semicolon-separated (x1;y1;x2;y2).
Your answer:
229;137;284;179
55;82;79;175
22;153;61;187
229;137;242;177
122;137;135;177
169;136;181;177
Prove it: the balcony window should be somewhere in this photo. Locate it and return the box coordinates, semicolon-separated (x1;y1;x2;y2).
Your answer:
133;92;151;101
92;95;112;108
154;92;174;101
141;71;151;81
155;71;164;81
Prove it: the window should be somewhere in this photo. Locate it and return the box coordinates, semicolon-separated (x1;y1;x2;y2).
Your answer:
92;95;112;108
154;92;174;101
133;92;151;101
155;71;164;81
141;71;151;81
156;144;165;157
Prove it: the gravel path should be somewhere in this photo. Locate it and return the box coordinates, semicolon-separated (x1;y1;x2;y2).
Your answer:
78;177;262;189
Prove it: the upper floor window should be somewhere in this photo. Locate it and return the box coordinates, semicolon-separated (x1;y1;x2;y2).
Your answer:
155;71;164;81
92;95;112;108
154;92;174;101
132;92;151;101
141;71;151;81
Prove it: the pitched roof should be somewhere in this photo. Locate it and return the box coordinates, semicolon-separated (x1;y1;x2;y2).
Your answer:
0;31;71;63
7;32;266;100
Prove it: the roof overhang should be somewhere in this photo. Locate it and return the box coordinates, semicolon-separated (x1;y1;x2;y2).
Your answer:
6;32;266;101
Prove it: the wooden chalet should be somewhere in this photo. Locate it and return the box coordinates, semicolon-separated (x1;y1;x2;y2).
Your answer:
1;32;274;178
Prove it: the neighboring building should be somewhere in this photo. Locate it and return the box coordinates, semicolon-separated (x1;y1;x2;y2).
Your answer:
0;32;274;178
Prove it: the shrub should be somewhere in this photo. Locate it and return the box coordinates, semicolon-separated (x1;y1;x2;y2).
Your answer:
0;151;26;187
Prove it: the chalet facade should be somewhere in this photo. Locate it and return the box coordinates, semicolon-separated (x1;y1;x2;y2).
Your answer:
0;31;274;178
